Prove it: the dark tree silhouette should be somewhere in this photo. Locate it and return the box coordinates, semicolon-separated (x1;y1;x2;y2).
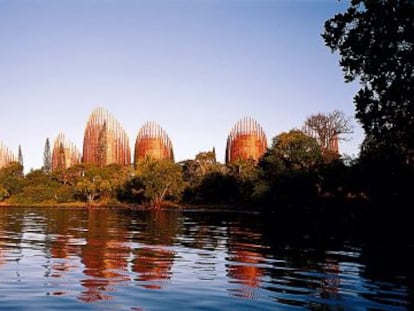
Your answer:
323;0;414;162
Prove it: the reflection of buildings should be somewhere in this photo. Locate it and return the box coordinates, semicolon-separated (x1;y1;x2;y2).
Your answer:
227;226;265;299
79;209;131;303
82;107;131;167
132;247;175;289
134;121;174;163
225;117;267;163
0;141;17;169
131;211;179;289
52;133;81;171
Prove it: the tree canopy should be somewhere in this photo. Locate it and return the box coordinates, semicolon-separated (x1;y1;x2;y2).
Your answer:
135;158;185;209
323;0;414;161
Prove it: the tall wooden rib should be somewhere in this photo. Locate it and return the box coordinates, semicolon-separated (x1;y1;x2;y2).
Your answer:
52;133;81;171
0;141;17;169
134;121;174;163
225;117;267;163
82;107;131;166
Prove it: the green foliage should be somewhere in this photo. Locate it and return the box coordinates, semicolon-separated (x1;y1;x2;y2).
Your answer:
193;171;239;204
0;185;9;201
0;162;24;195
135;158;185;208
323;0;414;161
75;175;112;205
271;130;322;170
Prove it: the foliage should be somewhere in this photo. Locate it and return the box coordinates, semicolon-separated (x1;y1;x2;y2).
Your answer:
271;130;322;170
193;171;239;204
0;162;24;195
75;175;112;205
0;185;9;201
43;138;52;173
323;0;414;161
135;158;185;209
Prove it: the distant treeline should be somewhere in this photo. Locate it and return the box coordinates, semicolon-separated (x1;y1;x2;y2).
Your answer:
0;126;411;211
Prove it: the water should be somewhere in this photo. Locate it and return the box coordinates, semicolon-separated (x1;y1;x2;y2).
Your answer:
0;207;412;310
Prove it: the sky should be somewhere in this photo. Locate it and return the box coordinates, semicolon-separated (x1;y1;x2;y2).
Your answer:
0;0;363;172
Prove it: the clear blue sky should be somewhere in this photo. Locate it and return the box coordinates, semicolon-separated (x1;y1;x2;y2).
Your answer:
0;0;362;172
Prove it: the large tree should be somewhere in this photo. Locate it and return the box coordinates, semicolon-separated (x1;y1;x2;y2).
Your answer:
135;158;185;209
303;110;352;158
323;0;414;161
271;130;322;170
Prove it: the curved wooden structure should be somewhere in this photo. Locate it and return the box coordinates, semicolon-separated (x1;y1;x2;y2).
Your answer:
225;117;267;163
52;133;81;171
0;141;17;169
82;107;131;167
134;121;174;163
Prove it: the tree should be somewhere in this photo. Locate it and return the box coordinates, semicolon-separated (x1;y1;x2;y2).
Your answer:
135;158;185;209
43;138;52;173
76;175;112;206
256;131;322;205
195;149;218;175
303;110;352;159
323;0;414;161
0;162;24;194
18;145;23;168
271;130;322;170
0;184;9;201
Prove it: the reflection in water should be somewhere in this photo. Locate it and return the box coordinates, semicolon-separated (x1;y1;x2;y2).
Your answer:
132;211;178;290
319;257;340;299
133;247;175;289
0;207;412;311
80;209;131;302
227;227;265;299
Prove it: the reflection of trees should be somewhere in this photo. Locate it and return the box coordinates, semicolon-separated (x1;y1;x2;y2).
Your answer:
0;208;24;267
44;209;86;278
79;209;131;303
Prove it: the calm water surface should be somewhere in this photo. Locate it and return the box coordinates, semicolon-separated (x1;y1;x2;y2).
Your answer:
0;207;412;310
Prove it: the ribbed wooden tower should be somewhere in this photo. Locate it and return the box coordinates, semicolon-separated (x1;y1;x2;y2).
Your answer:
134;121;174;163
52;133;81;171
0;141;17;169
225;117;267;163
82;107;131;167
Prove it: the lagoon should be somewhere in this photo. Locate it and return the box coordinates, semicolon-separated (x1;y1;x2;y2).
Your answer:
0;207;412;310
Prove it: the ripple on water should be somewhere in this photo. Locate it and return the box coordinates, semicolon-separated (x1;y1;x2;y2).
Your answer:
0;207;412;310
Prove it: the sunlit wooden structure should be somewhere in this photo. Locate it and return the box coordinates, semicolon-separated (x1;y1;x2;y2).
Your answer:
134;121;174;163
52;133;81;171
82;107;131;167
225;117;267;163
0;141;17;169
